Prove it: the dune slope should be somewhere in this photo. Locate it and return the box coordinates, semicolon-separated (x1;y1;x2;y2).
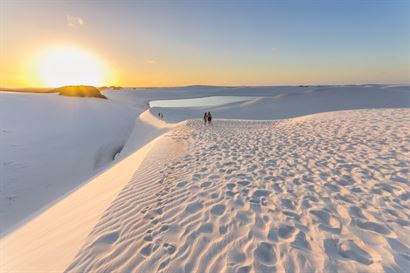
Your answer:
0;92;137;234
65;109;410;273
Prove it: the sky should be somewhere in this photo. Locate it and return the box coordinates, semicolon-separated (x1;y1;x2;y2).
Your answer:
1;0;409;87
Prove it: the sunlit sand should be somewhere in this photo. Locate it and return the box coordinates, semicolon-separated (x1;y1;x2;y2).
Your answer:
1;85;409;273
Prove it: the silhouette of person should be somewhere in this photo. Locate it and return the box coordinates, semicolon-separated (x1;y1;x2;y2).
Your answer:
203;112;208;125
207;111;212;125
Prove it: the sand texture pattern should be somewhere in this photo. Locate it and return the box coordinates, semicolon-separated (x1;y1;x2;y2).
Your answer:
66;109;410;273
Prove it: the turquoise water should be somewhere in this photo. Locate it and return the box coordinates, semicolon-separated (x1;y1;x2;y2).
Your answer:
149;96;255;108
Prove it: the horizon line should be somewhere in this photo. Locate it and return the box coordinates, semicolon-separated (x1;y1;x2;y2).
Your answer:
1;82;409;91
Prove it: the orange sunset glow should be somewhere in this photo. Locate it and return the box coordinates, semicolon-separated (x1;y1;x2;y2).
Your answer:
34;47;110;87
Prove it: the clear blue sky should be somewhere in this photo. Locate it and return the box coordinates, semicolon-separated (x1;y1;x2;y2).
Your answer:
1;0;409;87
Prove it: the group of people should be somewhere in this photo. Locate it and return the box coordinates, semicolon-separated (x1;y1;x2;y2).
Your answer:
157;111;212;124
203;111;212;125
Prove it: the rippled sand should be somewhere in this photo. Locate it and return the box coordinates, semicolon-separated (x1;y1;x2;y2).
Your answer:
66;109;410;273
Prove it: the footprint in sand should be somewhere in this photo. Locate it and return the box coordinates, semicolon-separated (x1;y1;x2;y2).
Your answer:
338;240;373;265
278;224;295;239
140;243;153;256
158;259;170;271
272;183;282;193
302;199;312;209
163;243;176;254
349;206;364;217
210;192;219;199
254;242;277;265
267;227;279;242
386;237;410;258
92;231;119;247
237;265;252;273
337;175;355;186
324;182;341;192
219;224;228;235
141;206;150;214
159;224;170;233
253;189;270;198
209;174;220;180
185;202;203;214
228;249;247;264
198;223;214;233
356;220;390;235
247;164;258;172
324;238;373;265
226;190;236;198
280;198;295;210
260;197;268;206
192;174;201;181
143;212;156;220
310;209;341;233
351;187;363;193
237;180;250;187
153;207;163;215
201;181;212;188
282;210;301;221
291;231;311;250
236;210;253;226
210;204;226;216
176;181;188;188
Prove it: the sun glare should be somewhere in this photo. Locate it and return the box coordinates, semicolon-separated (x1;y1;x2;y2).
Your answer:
37;47;107;87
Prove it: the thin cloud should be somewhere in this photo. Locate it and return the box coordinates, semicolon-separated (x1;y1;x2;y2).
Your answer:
145;59;157;64
66;15;84;27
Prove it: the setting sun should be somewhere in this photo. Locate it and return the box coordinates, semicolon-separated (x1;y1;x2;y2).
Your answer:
36;47;107;87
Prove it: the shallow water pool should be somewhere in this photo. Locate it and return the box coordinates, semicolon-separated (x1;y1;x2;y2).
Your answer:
149;96;256;108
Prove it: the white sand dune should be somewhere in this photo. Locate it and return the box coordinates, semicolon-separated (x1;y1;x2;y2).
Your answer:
64;109;409;273
0;106;183;273
0;92;137;234
0;134;161;273
0;92;177;235
1;85;409;273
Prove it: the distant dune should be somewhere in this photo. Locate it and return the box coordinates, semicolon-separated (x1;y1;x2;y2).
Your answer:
53;85;107;99
0;87;54;93
1;85;107;99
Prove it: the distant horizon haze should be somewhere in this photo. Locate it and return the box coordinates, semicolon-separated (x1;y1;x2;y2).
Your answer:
1;82;409;91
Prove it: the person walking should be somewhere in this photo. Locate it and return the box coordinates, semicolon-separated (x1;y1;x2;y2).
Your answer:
203;112;208;125
207;111;212;125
